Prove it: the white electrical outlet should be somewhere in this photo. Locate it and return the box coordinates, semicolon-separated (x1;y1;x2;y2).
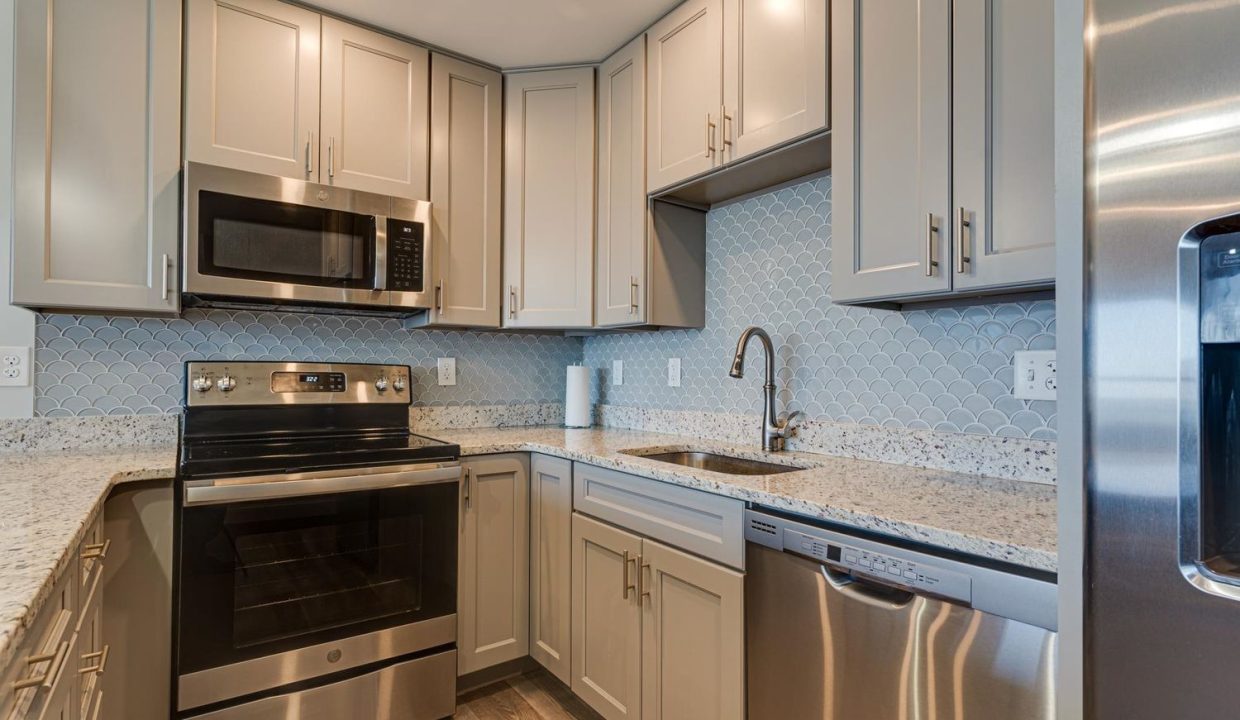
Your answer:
437;358;457;386
1013;350;1056;400
612;360;624;386
667;358;681;388
0;346;31;387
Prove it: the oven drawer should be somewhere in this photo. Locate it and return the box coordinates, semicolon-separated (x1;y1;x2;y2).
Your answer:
186;649;457;720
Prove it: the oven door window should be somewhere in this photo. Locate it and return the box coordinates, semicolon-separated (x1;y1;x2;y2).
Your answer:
198;190;377;289
177;482;456;674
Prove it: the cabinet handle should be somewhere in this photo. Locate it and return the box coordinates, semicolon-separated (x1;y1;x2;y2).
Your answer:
434;281;443;311
12;641;69;692
509;286;517;319
956;207;972;274
77;645;109;676
81;539;111;561
463;467;471;507
160;254;171;301
629;276;639;315
705;114;716;158
305;132;313;175
721;106;733;150
622;550;631;598
925;213;940;277
639;558;651;602
328;137;335;179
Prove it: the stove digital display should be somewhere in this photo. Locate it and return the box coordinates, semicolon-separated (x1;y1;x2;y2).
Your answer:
271;371;347;393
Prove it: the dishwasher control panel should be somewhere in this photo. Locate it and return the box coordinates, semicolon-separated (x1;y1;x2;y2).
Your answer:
785;528;972;604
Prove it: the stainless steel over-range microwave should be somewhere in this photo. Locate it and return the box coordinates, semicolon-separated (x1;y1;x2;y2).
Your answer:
183;162;432;315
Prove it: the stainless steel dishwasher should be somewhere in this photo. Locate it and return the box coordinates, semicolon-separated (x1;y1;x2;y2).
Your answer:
745;509;1056;719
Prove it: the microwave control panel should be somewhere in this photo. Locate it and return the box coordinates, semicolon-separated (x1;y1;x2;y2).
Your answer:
387;219;425;293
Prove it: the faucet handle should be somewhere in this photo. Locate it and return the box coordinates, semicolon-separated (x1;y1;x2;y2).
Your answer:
777;410;803;436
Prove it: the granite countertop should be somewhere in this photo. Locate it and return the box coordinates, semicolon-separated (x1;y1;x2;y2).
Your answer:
0;446;177;671
438;426;1058;575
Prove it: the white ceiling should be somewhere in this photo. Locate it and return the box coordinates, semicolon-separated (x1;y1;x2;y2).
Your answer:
308;0;682;69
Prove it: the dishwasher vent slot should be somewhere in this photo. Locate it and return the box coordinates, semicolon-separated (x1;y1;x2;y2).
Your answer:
748;517;778;537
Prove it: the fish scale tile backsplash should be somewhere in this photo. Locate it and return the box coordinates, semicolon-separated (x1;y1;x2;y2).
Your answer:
34;310;582;416
583;175;1057;440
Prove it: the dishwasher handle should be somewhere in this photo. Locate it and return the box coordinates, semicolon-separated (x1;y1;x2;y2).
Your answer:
821;563;916;608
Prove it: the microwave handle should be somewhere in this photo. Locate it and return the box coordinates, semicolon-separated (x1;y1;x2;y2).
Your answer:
373;215;388;291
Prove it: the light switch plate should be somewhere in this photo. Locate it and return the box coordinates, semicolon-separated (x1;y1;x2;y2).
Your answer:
667;358;681;388
1013;350;1056;400
612;360;624;386
437;358;456;386
0;346;31;387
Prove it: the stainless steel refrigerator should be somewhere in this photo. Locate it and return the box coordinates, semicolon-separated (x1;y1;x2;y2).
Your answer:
1086;0;1240;716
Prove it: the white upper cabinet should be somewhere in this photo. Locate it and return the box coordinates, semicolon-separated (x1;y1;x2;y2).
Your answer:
722;0;828;162
952;0;1055;291
597;36;649;328
647;0;724;192
12;0;182;314
421;54;503;328
832;0;1055;304
831;0;953;303
185;0;321;181
503;68;596;329
320;18;429;199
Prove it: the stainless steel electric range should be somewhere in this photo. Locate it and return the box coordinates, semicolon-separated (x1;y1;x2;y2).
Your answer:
174;361;461;719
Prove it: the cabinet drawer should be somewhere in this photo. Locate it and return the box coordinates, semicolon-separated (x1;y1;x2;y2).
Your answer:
572;463;744;569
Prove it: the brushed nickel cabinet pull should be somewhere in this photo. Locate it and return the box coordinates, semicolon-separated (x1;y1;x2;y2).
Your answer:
705;114;716;158
305;132;313;175
12;640;69;692
463;467;472;507
925;213;940;277
640;558;651;601
722;106;733;149
956;207;972;274
509;286;517;319
78;645;109;676
327;137;335;179
81;539;111;561
630;276;639;315
434;281;443;312
622;550;631;598
160;254;171;301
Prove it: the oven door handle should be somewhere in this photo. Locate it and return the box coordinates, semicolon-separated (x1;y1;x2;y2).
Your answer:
183;463;462;506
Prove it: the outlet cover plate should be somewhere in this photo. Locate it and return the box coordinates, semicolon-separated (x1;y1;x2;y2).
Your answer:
0;346;31;387
1013;350;1056;400
612;360;623;386
667;358;681;387
437;358;457;386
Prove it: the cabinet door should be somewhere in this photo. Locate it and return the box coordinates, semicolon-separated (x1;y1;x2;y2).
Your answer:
529;454;573;683
11;0;181;314
640;540;744;720
646;0;724;192
184;0;320;180
503;68;595;329
572;513;643;720
320;18;429;199
426;55;503;328
458;455;530;675
596;36;649;328
952;0;1055;291
722;0;827;161
831;0;952;303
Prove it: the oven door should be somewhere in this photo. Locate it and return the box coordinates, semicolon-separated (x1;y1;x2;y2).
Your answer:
176;463;459;712
184;162;391;308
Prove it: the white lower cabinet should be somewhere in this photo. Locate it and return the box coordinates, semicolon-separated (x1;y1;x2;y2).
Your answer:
457;455;530;675
571;512;745;720
529;454;573;683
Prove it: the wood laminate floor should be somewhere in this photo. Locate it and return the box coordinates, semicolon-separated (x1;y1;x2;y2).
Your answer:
456;669;604;720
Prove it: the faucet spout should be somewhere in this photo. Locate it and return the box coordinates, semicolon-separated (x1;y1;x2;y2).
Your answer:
729;326;794;451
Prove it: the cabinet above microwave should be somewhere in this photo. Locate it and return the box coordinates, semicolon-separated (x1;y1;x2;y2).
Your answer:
183;163;434;316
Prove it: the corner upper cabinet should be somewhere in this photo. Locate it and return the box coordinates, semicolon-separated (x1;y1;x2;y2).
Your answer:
319;18;429;199
185;0;321;181
503;68;596;329
831;0;1054;304
647;0;724;192
831;0;952;303
721;0;828;162
417;54;503;328
11;0;181;314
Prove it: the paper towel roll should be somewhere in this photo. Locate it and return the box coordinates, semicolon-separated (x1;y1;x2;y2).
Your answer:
565;365;592;428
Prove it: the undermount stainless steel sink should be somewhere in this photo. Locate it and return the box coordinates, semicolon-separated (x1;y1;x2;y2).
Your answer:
634;451;804;475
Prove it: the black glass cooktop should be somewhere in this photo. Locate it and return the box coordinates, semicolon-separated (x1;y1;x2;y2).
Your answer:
179;430;459;480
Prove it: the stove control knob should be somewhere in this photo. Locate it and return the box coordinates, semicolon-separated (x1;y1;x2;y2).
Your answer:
191;375;212;393
216;375;237;393
393;376;406;392
375;377;389;392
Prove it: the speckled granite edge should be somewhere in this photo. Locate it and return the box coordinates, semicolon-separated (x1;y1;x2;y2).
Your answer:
596;404;1057;484
408;403;565;431
0;449;177;671
0;414;178;454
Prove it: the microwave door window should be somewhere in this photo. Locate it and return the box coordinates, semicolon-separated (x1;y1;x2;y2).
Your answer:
199;191;376;289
